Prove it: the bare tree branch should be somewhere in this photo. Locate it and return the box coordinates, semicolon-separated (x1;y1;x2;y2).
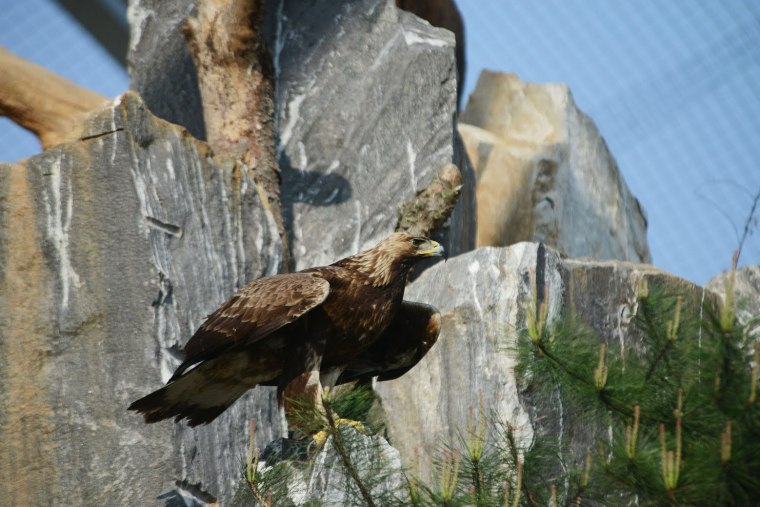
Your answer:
0;46;107;151
183;0;290;268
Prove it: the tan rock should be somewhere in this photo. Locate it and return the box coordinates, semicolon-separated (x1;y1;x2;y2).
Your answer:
460;71;651;263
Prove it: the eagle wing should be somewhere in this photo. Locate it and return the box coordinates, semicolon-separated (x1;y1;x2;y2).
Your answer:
170;273;330;381
336;301;441;384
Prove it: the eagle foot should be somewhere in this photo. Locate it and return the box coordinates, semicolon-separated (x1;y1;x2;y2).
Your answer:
312;418;367;447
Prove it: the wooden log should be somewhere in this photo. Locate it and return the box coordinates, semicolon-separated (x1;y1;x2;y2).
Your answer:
0;46;107;151
183;0;290;268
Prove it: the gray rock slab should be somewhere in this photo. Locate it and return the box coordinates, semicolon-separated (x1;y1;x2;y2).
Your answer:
375;244;707;480
127;0;206;140
129;0;474;271
0;92;282;505
269;0;473;268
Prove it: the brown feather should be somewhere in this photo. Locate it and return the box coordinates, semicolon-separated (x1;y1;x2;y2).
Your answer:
336;301;441;383
129;232;443;426
170;274;329;381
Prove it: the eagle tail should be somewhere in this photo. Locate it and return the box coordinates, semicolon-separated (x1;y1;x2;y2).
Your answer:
128;369;250;427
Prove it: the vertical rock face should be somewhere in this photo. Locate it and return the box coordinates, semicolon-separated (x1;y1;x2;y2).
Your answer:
460;71;650;264
127;0;206;141
269;0;474;268
128;0;475;269
0;93;282;505
375;243;704;480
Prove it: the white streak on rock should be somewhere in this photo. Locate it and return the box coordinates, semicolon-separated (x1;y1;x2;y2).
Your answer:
43;159;81;310
165;158;175;181
352;200;362;253
323;188;340;204
401;26;450;48
110;102;120;163
126;1;151;55
468;261;484;321
278;91;306;157
406;140;417;190
218;172;238;285
297;141;308;169
369;30;400;71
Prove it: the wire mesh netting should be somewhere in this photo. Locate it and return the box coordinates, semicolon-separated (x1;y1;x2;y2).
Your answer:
1;0;757;285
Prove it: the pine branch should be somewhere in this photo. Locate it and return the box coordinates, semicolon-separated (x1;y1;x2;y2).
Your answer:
323;400;377;507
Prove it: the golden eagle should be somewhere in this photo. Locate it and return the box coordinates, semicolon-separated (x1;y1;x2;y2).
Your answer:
129;233;443;427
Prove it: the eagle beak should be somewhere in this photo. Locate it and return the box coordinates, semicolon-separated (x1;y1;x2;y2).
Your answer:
419;240;445;259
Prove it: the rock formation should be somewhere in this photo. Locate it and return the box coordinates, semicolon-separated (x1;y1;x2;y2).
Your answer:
460;71;650;263
707;265;760;338
1;0;468;503
5;0;753;504
375;242;706;480
0;93;283;505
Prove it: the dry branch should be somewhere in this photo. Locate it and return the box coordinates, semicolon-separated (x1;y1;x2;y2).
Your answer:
396;162;463;237
183;0;289;268
0;46;107;151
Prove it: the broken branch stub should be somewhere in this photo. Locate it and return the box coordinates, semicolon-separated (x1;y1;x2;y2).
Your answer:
396;162;463;238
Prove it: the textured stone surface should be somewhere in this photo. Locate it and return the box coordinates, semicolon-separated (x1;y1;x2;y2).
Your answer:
232;431;406;506
128;0;475;270
0;92;283;505
270;0;474;268
375;243;706;480
127;0;206;140
459;71;650;263
707;265;760;336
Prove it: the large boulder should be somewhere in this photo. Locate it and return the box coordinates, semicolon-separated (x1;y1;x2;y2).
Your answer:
270;0;474;268
0;92;283;505
459;71;650;263
375;243;704;480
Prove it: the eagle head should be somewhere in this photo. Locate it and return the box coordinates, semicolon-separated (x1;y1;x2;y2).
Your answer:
347;232;445;286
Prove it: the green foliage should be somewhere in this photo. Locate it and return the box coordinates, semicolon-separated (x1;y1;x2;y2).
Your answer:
516;275;760;506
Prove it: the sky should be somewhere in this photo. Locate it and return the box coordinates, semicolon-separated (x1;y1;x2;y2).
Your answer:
1;0;758;286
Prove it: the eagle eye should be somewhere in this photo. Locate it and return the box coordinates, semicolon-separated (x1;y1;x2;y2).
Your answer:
411;237;426;247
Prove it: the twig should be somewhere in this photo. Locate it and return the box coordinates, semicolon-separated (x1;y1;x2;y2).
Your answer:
245;418;271;507
323;401;377;507
736;184;760;265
